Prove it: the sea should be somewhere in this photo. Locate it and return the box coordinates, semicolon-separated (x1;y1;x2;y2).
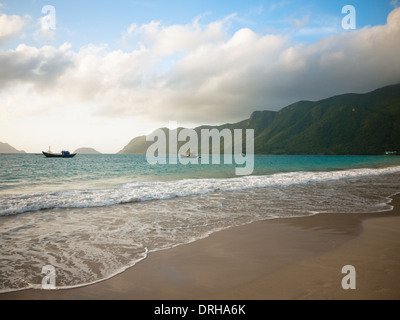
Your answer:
1;153;400;293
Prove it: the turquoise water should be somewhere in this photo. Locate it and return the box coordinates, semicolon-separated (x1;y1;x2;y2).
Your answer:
2;154;400;196
1;154;400;292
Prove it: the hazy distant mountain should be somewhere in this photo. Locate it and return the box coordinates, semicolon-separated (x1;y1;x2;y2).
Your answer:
0;142;25;154
119;83;400;155
74;147;102;154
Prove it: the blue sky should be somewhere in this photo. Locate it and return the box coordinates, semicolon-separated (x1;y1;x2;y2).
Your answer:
3;0;395;48
0;1;399;153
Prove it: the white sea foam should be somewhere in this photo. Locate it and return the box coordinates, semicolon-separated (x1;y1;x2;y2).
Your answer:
1;165;400;216
0;166;399;293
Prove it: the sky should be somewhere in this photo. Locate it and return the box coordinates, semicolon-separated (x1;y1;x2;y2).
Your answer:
0;0;399;153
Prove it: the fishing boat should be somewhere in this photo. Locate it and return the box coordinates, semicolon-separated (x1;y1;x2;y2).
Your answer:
42;147;76;158
180;151;198;159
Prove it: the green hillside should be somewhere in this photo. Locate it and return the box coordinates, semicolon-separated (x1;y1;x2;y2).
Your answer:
119;83;400;155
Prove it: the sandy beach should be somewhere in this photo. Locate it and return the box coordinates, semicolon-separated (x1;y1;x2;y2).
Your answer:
1;194;399;300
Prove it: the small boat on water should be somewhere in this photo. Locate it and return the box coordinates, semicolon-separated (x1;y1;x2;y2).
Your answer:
42;147;76;158
180;151;198;159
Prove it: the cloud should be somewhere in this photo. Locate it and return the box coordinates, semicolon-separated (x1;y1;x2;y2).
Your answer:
0;13;26;43
0;42;74;90
34;15;56;42
1;8;400;127
122;14;233;55
138;8;400;122
287;13;312;28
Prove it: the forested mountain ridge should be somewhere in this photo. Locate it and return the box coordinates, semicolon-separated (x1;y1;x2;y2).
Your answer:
119;84;400;155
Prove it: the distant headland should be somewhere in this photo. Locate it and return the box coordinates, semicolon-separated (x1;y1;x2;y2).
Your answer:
0;142;26;154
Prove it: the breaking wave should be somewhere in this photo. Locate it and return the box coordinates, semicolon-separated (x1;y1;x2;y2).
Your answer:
2;165;400;216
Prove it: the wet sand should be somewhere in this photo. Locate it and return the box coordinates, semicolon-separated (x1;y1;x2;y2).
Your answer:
1;194;400;300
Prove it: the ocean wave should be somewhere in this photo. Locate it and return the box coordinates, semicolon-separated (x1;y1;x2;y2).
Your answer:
1;165;400;216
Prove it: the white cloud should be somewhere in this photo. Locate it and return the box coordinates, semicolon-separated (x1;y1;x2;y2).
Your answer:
0;13;26;43
122;14;233;55
33;15;56;42
1;8;400;130
291;14;312;28
139;8;400;122
0;42;74;90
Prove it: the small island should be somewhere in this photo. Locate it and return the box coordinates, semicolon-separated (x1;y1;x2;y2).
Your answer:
74;147;102;154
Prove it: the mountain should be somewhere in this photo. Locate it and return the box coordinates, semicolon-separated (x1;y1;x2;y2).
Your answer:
0;142;26;154
74;147;102;154
118;135;153;155
119;83;400;155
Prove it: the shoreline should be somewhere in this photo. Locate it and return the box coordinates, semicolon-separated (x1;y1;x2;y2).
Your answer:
1;194;400;300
